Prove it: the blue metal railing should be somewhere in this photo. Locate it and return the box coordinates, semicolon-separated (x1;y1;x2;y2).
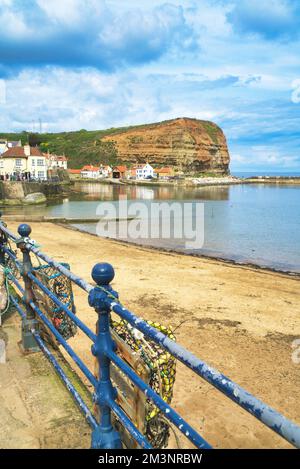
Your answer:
0;219;300;449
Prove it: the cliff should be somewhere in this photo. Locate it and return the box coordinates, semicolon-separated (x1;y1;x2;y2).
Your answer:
101;118;230;175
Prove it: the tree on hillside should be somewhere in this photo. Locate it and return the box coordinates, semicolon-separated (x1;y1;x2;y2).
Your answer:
28;133;43;147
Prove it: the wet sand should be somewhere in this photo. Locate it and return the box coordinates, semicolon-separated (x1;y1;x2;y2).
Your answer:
8;222;300;448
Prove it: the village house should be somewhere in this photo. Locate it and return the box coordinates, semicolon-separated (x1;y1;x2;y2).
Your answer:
112;165;127;179
99;165;112;178
80;165;100;179
128;167;137;179
0;139;22;155
68;165;112;180
135;163;154;180
127;163;154;180
68;169;81;179
155;167;174;179
45;152;68;170
0;145;47;180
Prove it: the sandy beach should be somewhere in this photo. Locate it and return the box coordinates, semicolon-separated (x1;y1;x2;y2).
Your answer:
8;221;300;449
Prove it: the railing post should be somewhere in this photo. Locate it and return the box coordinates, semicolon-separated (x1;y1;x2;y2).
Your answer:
88;262;122;449
16;224;40;353
0;212;7;265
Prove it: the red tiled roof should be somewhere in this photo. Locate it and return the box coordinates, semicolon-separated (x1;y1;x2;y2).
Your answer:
156;167;172;174
30;147;43;156
1;146;43;158
81;165;99;172
113;165;127;173
1;147;26;158
68;169;81;174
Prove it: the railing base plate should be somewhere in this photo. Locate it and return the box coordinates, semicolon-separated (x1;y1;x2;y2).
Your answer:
18;338;40;355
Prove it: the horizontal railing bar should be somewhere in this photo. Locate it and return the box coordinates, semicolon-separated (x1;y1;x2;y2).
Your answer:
9;277;97;388
10;294;98;430
0;223;18;242
27;272;96;343
2;246;22;271
108;301;300;449
108;398;152;450
27;244;93;294
6;272;24;292
108;350;211;449
10;293;26;319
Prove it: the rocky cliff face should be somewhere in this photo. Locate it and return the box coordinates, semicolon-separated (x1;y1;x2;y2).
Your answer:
101;118;230;174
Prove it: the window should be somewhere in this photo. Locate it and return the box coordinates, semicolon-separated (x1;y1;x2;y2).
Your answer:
37;159;44;166
15;159;22;167
32;159;35;165
38;171;45;178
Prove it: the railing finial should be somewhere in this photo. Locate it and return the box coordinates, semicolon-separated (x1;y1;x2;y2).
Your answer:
91;262;115;286
18;223;32;238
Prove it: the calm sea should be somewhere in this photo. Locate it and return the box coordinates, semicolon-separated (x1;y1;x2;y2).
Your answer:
3;182;300;273
232;171;300;178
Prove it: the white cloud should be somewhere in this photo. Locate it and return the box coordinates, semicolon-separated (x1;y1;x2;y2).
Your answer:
0;9;30;37
186;0;232;38
231;146;299;169
36;0;106;25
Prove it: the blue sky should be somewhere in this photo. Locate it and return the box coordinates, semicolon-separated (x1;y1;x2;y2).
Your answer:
0;0;300;172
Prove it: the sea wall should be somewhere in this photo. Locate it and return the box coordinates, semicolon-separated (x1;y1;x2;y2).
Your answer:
0;181;69;206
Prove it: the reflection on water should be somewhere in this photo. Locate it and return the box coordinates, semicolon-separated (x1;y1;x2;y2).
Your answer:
2;182;300;273
75;181;231;202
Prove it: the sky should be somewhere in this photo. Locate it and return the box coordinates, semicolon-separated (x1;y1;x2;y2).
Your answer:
0;0;300;172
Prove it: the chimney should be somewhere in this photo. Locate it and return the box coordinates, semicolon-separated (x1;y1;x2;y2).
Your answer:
24;144;31;156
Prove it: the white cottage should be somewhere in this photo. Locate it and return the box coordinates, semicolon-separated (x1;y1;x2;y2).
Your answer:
135;163;154;180
99;165;112;178
81;165;100;179
45;152;68;170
